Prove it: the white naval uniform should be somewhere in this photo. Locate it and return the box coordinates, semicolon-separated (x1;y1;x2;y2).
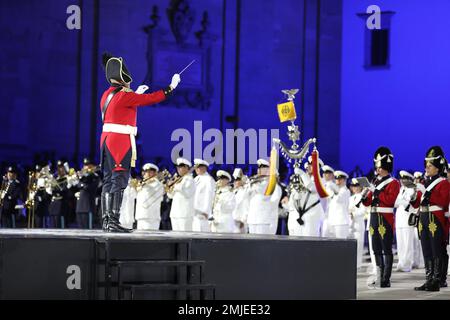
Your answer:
247;178;282;235
349;193;366;269
119;183;138;229
394;186;418;272
322;180;339;237
135;178;164;230
211;186;236;233
287;171;324;237
327;185;351;239
233;186;250;233
193;173;216;232
167;174;196;231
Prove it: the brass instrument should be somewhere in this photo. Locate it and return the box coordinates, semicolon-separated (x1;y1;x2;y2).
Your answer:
26;171;38;228
165;167;195;193
246;174;269;186
0;175;8;208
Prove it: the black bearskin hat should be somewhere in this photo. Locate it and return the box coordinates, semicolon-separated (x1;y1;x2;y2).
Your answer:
424;146;446;173
373;146;394;173
102;52;133;85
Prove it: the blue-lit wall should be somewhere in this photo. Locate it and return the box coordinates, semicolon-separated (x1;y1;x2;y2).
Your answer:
341;0;450;174
0;0;343;171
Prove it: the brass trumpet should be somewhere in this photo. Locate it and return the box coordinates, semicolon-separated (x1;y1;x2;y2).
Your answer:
164;167;195;193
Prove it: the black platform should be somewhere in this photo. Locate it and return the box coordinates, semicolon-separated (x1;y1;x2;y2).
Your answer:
0;229;356;300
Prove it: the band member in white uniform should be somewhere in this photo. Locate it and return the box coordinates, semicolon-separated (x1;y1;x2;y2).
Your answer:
327;171;351;239
321;165;335;237
348;178;367;270
167;158;196;231
394;170;419;272
135;163;164;230
232;168;249;233
287;163;325;237
247;159;282;235
211;170;236;233
192;159;215;232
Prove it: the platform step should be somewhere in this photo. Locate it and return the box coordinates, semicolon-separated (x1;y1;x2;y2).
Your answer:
110;260;205;266
121;282;215;290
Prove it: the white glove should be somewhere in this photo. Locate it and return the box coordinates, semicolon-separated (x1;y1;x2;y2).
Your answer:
135;85;149;94
329;183;339;195
170;74;181;89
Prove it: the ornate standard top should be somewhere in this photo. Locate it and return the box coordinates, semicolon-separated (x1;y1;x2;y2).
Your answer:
281;89;299;101
269;89;328;198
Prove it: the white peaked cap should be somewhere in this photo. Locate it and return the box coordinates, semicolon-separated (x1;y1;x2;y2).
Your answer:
217;170;232;180
334;170;349;179
142;163;159;172
399;170;414;179
194;158;210;167
233;168;244;179
257;159;270;167
176;158;192;167
414;171;423;178
322;165;335;173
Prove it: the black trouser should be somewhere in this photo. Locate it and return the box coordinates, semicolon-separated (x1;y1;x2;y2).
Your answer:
370;213;393;255
419;212;446;261
101;144;131;194
76;212;90;229
48;216;64;228
1;212;15;228
34;215;44;228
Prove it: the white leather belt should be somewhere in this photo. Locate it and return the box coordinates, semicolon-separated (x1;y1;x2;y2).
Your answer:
420;205;443;213
371;207;394;214
102;123;138;168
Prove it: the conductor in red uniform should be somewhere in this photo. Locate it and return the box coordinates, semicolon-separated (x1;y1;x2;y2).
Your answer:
411;146;450;291
362;147;400;288
100;53;181;232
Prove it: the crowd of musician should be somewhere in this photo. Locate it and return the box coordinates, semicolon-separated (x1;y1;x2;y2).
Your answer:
1;155;449;236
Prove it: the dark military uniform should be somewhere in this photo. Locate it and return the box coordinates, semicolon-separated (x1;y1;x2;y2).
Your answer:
362;147;400;288
33;187;51;228
48;175;70;228
160;194;172;230
412;146;450;292
0;175;21;228
75;168;100;229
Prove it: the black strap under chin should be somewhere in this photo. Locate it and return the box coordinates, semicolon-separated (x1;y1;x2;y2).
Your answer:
101;87;123;123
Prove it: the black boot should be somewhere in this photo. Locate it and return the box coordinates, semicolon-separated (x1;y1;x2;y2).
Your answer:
440;254;448;288
381;254;393;288
101;193;111;231
415;258;433;291
426;257;441;292
107;190;132;233
374;255;385;287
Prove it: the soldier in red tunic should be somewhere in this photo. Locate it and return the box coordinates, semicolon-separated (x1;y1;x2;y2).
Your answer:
362;147;400;288
411;146;450;291
100;53;181;232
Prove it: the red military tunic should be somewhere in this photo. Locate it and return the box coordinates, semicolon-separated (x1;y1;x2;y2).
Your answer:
363;177;400;229
100;87;166;171
410;177;450;239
